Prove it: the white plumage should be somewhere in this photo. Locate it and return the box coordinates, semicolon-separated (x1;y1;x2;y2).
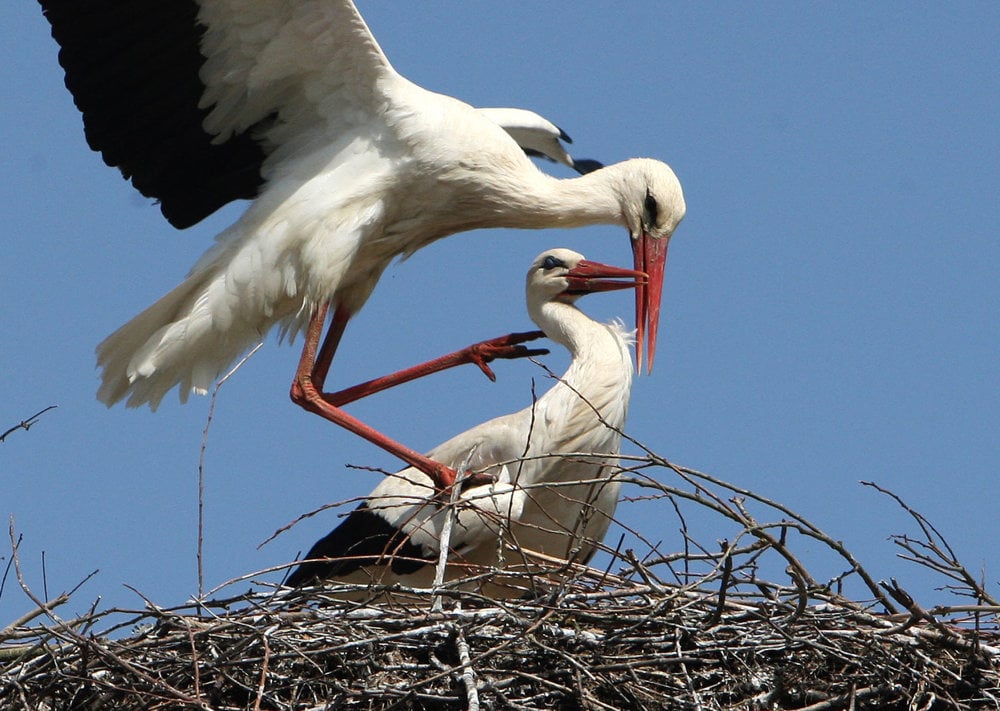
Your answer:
39;0;684;487
287;249;638;597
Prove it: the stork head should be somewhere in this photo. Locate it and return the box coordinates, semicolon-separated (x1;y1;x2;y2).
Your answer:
527;248;646;310
616;159;686;375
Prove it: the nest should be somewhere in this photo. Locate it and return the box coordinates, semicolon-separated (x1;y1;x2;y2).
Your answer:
3;457;999;710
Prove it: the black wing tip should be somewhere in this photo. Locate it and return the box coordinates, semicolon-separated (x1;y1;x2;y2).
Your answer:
284;561;317;589
572;158;605;175
523;148;556;163
38;0;265;229
285;505;433;588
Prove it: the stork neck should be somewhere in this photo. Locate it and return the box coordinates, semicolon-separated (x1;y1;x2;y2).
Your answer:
529;298;633;431
493;169;624;231
532;300;624;372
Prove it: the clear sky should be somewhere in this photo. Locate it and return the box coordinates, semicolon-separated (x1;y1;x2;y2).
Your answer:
2;3;997;625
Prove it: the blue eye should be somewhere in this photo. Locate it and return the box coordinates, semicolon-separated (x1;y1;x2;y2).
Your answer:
541;255;565;270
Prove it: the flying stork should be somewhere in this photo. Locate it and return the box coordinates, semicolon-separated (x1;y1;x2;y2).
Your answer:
36;1;685;491
286;248;640;596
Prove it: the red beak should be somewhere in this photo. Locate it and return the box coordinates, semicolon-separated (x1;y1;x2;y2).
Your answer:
631;231;669;375
564;259;647;295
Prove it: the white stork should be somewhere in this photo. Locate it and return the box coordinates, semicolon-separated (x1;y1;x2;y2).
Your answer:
37;1;685;490
286;248;639;596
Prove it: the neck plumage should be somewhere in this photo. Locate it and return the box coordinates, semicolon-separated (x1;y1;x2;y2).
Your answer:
478;166;627;232
530;299;634;433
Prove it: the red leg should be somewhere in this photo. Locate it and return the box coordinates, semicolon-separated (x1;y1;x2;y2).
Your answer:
310;303;349;391
290;304;548;490
323;330;549;407
290;304;456;487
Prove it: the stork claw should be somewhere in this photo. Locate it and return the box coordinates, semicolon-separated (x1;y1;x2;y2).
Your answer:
434;466;497;502
465;330;549;382
459;470;497;491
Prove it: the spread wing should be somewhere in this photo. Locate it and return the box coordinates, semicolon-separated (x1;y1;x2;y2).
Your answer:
38;0;398;228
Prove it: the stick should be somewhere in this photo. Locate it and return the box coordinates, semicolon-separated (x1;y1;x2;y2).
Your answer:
0;406;57;443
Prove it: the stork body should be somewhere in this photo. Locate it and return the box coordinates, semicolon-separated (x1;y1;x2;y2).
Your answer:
287;249;637;596
93;86;607;409
37;1;685;488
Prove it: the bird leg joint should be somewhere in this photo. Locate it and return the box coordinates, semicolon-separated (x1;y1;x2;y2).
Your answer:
433;469;498;506
292;369;466;492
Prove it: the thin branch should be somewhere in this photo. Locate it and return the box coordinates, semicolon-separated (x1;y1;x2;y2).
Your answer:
197;342;263;608
0;406;57;443
453;619;480;711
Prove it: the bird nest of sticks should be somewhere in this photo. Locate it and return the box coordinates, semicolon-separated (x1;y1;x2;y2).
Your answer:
2;457;998;710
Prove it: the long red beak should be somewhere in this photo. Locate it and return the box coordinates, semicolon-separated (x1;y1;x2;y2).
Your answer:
631;231;669;375
564;259;647;295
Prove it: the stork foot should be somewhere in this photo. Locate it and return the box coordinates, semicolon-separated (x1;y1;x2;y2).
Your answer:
458;470;498;491
431;468;498;508
465;330;549;382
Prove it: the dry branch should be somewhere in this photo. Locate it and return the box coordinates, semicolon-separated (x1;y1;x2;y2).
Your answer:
0;406;57;444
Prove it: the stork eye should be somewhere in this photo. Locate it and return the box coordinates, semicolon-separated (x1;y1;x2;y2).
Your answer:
643;191;659;229
541;255;565;270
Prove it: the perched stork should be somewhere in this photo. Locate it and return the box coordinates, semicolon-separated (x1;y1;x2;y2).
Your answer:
286;248;639;596
36;1;685;489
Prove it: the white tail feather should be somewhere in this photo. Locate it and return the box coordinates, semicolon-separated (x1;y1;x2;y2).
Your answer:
93;142;404;411
96;246;302;411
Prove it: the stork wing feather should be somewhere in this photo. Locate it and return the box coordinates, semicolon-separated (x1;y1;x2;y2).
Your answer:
38;0;397;229
285;504;431;587
39;0;598;231
479;107;604;175
197;0;396;143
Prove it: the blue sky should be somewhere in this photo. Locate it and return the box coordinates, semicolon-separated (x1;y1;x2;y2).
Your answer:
2;3;997;624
